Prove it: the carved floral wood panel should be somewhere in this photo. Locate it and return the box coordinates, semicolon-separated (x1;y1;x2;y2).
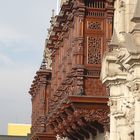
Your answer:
87;21;103;30
88;21;101;30
86;18;103;31
87;36;102;64
30;0;114;139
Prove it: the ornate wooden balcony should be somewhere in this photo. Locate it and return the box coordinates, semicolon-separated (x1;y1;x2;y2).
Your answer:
47;96;109;139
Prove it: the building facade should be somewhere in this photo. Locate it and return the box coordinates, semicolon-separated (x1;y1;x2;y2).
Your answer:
101;0;140;140
29;0;114;140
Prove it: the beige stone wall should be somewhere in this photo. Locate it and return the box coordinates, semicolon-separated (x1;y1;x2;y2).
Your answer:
114;0;137;38
101;0;140;139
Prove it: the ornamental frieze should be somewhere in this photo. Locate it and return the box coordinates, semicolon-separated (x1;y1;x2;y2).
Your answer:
127;82;140;101
48;103;109;137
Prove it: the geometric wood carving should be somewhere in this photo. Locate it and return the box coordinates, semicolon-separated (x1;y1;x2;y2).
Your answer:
87;36;102;64
88;21;102;30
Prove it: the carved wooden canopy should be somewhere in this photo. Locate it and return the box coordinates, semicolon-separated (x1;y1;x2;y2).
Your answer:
47;96;109;139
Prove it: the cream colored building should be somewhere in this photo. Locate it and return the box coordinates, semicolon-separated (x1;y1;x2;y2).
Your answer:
8;123;31;136
101;0;140;140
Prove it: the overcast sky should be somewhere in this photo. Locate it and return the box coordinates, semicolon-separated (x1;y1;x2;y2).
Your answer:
0;0;57;134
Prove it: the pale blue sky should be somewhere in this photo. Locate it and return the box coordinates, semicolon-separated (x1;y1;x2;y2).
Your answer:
0;0;57;134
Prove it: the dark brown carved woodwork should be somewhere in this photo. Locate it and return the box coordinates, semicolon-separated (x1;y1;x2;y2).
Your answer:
85;78;107;96
47;96;109;138
84;18;105;67
29;0;114;139
88;21;102;30
85;0;105;9
87;36;102;64
29;70;56;140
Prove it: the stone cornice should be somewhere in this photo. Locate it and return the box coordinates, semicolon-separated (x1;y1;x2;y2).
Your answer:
102;74;127;86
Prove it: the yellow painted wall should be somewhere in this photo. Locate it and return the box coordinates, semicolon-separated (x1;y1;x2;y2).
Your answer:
8;123;31;136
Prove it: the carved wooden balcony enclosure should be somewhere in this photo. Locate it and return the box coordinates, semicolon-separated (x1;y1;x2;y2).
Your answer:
29;0;114;139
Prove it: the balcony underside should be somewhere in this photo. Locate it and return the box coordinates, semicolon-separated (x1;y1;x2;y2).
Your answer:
47;96;109;139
